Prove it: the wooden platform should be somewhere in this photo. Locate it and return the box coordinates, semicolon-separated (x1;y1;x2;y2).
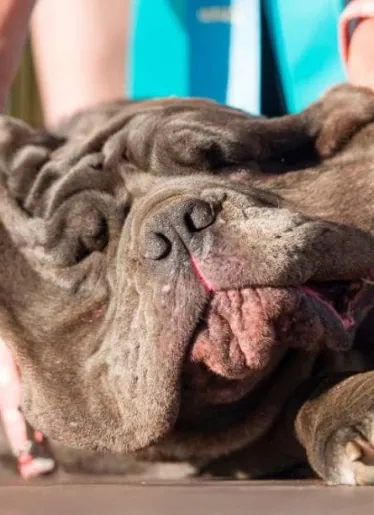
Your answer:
0;477;373;515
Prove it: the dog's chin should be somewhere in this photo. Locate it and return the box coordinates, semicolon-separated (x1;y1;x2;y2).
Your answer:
181;281;363;410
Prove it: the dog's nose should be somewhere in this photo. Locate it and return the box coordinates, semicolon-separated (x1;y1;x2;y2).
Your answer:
141;199;216;260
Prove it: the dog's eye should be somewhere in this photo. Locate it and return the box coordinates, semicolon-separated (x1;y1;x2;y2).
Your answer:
74;215;109;262
120;203;131;223
90;161;104;171
44;192;123;266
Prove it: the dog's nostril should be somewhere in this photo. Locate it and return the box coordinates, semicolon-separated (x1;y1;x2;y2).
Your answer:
144;232;172;260
185;202;216;232
142;200;216;261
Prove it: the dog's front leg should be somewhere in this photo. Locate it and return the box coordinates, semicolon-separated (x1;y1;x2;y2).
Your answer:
295;371;374;485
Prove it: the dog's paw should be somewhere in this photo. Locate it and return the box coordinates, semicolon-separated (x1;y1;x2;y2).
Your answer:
323;421;374;485
306;84;374;158
297;371;374;485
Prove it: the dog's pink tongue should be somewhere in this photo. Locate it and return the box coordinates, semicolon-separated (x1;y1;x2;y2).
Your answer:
190;288;295;379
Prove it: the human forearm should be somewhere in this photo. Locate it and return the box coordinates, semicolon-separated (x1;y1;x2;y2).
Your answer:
347;18;374;90
340;0;374;90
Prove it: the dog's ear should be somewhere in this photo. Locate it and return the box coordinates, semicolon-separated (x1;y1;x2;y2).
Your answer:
301;84;374;158
70;90;374;176
99;103;316;174
45;99;317;177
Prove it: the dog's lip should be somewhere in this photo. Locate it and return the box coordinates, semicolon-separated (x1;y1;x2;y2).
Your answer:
191;253;370;315
185;257;369;384
190;254;363;327
190;255;215;292
301;283;355;329
180;261;372;413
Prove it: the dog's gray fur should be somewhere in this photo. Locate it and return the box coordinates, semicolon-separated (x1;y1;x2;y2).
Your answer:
0;85;374;484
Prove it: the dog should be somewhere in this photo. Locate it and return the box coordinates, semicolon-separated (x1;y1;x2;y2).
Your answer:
0;84;374;485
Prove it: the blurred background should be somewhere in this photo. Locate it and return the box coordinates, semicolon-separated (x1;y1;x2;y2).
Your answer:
6;40;42;127
5;1;346;127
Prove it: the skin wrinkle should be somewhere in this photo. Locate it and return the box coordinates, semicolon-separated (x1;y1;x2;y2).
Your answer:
191;287;327;384
228;290;246;370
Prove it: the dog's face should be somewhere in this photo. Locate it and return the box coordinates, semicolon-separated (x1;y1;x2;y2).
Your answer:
1;90;374;461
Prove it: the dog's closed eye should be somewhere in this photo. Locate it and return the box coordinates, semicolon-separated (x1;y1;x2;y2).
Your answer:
75;215;109;262
43;191;123;266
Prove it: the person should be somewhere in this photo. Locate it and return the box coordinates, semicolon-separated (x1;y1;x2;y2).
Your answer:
1;0;374;127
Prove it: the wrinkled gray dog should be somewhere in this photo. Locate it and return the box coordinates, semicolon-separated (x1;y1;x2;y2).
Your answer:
0;84;374;485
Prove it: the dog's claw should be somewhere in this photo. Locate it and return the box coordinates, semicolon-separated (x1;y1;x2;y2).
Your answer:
346;440;362;462
345;439;374;485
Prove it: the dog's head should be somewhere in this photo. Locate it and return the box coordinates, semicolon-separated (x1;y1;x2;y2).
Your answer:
1;93;374;460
